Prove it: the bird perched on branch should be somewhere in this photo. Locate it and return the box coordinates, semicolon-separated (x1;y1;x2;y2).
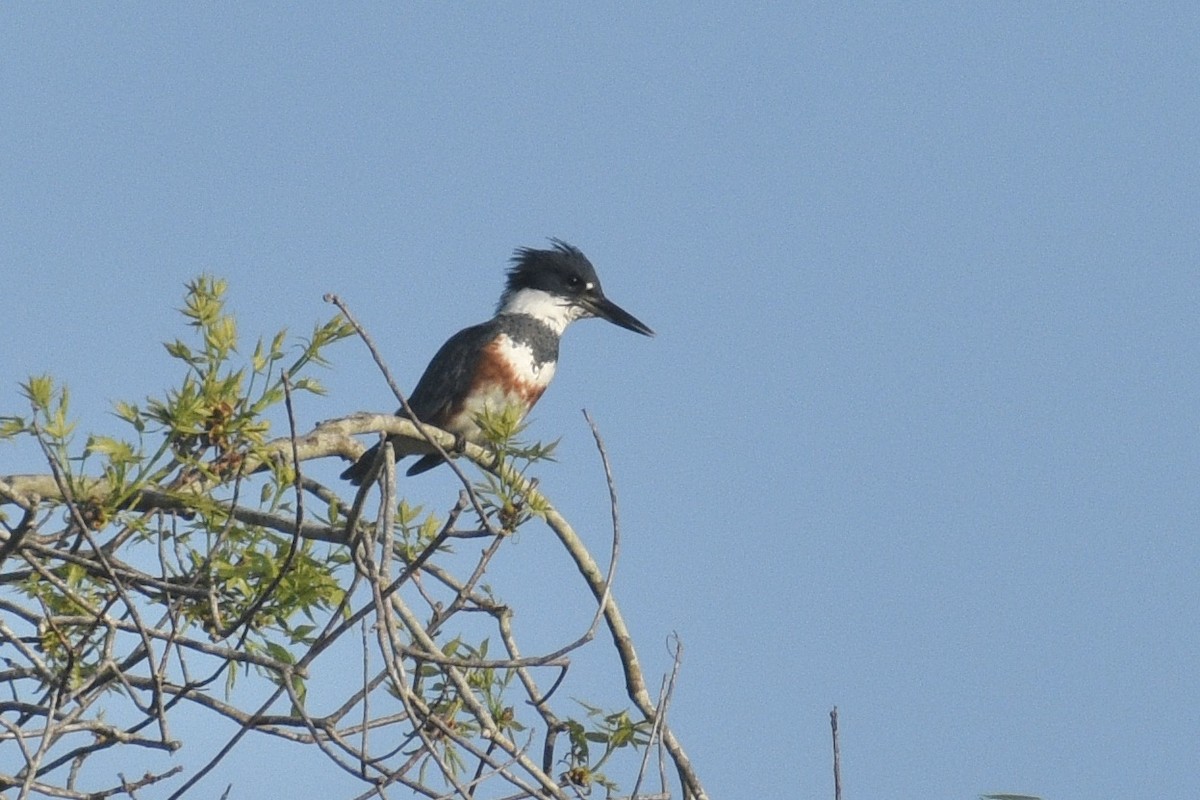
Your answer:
341;240;653;484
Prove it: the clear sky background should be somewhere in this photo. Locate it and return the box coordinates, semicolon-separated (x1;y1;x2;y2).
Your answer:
3;5;1198;799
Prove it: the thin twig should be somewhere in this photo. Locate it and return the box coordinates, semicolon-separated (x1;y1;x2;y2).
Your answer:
831;706;842;800
581;409;622;642
227;371;307;645
323;293;495;532
631;634;683;800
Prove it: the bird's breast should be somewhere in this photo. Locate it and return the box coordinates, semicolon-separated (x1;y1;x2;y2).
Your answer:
443;334;557;442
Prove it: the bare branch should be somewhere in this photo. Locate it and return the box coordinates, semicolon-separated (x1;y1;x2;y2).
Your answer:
1;296;707;800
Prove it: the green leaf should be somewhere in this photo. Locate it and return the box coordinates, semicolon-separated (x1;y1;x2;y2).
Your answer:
396;500;423;526
291;376;326;395
163;339;198;364
419;513;442;541
206;314;238;356
0;416;26;438
44;403;76;440
251;337;267;372
290;624;315;640
112;400;145;433
609;726;633;748
264;640;294;665
85;435;136;464
22;375;55;409
290;672;308;711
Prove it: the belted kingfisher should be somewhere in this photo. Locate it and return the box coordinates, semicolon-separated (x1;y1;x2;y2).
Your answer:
341;240;653;483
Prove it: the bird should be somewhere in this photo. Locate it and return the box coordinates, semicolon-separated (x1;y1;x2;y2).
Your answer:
341;240;654;484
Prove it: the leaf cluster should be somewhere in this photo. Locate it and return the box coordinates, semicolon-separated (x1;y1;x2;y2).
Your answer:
0;277;696;800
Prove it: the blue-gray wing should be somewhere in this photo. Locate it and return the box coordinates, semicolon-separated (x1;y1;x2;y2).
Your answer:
404;319;499;425
341;320;498;484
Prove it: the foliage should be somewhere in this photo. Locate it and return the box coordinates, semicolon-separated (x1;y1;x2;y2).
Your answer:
0;278;701;800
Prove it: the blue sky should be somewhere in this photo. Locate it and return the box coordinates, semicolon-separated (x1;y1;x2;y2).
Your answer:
3;5;1198;799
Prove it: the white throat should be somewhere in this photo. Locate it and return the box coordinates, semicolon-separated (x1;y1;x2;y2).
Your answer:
498;288;587;335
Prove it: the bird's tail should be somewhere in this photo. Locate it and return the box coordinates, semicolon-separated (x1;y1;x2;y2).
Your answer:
342;441;450;483
340;442;379;486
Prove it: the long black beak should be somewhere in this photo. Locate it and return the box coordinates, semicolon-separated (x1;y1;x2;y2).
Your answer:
586;294;655;336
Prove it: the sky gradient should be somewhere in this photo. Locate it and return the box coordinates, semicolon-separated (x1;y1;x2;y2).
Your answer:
3;5;1198;799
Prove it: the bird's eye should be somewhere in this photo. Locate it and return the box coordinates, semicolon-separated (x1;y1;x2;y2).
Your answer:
567;275;583;289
